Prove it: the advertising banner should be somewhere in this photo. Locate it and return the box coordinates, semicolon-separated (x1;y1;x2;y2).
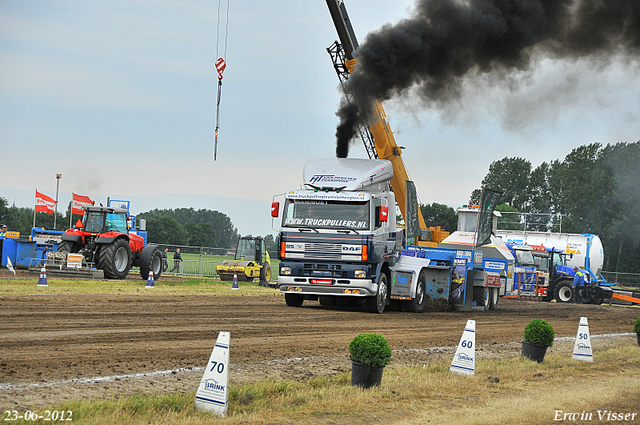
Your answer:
35;190;57;215
405;180;421;239
475;189;503;247
72;193;95;215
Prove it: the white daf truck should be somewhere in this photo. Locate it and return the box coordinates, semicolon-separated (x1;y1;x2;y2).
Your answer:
271;158;500;313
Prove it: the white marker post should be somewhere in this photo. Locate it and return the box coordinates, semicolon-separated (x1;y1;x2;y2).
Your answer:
572;316;593;362
450;319;476;376
195;331;231;416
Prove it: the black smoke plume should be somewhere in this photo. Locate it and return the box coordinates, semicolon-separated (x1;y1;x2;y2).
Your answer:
336;0;640;157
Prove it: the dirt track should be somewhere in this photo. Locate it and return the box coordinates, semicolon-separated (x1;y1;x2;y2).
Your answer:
1;291;638;410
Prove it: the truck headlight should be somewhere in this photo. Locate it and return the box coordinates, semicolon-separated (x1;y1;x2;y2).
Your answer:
354;270;366;278
281;267;292;276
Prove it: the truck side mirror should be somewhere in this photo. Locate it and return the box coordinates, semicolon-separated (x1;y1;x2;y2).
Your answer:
271;202;279;218
379;206;388;222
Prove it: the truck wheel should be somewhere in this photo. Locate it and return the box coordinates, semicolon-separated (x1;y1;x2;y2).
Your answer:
285;293;304;307
97;239;132;279
473;287;490;311
58;240;80;253
407;271;427;313
259;263;271;287
554;281;574;303
489;287;499;310
366;273;388;314
140;249;163;281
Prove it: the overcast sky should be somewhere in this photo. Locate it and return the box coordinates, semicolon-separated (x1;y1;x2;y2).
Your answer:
1;0;639;238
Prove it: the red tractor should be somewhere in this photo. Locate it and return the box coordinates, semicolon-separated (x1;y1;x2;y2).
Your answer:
57;206;163;280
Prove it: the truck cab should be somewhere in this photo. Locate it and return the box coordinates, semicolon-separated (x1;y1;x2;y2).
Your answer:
274;158;397;313
273;158;500;314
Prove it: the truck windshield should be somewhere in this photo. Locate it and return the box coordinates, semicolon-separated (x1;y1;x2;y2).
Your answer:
282;199;369;230
515;249;536;267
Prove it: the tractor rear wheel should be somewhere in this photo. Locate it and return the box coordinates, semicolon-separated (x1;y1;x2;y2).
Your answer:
58;240;80;253
98;239;132;279
140;249;163;281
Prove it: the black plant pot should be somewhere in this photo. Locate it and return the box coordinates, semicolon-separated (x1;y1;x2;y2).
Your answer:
637;334;640;347
521;341;548;363
351;361;384;388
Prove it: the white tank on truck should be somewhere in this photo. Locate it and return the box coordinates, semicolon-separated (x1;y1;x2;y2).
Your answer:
495;230;605;281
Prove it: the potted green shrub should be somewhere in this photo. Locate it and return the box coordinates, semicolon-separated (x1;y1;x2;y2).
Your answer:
521;319;555;363
634;317;640;347
349;333;392;388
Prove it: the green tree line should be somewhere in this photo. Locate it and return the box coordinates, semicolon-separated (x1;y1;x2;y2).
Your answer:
469;141;640;273
138;208;239;248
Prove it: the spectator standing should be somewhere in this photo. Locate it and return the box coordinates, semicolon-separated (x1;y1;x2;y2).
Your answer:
169;248;182;273
572;266;585;303
162;248;169;272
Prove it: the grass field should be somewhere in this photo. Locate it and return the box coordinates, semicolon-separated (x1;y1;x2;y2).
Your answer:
5;345;640;425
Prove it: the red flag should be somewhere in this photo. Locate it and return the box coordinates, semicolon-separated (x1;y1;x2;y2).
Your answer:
72;193;94;215
35;190;57;215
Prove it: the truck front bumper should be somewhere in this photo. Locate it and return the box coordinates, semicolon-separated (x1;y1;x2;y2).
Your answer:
278;276;377;297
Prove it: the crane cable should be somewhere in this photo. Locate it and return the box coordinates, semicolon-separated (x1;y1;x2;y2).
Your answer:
214;0;230;161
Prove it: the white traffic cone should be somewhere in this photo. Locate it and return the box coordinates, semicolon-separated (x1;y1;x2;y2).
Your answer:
37;267;48;287
231;274;239;290
145;271;155;288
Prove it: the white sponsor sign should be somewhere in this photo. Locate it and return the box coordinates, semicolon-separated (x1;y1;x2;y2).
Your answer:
67;254;83;269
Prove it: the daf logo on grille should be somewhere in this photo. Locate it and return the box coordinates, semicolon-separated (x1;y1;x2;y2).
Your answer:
342;246;362;253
